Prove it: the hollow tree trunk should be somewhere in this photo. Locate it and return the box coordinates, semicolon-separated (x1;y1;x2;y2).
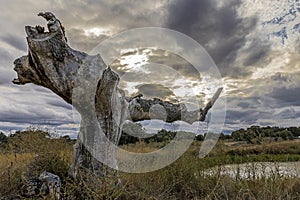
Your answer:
12;13;222;180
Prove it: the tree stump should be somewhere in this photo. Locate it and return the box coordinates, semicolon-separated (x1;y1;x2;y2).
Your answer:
12;12;222;180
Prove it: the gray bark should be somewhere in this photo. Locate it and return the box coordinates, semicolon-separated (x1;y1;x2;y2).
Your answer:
12;13;222;179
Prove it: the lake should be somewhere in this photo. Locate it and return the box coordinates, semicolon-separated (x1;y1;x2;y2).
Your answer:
205;162;300;179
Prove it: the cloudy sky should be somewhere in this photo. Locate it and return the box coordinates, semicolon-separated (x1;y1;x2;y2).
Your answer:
0;0;299;136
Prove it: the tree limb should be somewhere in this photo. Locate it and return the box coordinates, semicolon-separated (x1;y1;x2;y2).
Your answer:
12;12;222;178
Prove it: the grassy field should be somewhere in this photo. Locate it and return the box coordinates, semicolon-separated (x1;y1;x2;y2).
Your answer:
0;130;299;199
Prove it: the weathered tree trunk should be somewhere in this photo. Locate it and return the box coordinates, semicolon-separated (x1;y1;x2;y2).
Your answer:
12;13;222;180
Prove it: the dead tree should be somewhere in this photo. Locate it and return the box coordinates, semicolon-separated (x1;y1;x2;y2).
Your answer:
12;12;222;179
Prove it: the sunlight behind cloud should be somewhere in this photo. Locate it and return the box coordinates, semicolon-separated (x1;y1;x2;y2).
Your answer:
84;27;112;37
119;52;149;72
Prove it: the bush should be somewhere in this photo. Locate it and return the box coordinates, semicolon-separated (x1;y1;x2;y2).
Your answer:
0;132;8;151
27;153;70;180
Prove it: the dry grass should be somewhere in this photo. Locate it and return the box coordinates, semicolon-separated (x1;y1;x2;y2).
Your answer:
0;131;299;199
118;141;160;153
0;153;34;195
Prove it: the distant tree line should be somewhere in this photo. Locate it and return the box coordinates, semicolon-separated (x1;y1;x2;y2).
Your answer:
1;126;299;149
231;126;300;143
119;129;194;145
120;125;300;145
118;121;234;145
0;130;73;153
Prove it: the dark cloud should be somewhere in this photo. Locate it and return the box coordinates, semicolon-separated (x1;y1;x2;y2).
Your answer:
0;47;16;85
134;83;176;100
1;35;27;52
225;108;272;125
225;94;274;126
0;47;13;61
0;71;13;85
0;110;70;125
82;0;166;29
271;73;291;82
223;76;300;128
166;0;268;77
242;39;271;66
117;72;146;84
269;86;300;107
54;0;166;33
0;97;74;125
275;108;300;119
148;49;200;80
236;101;251;109
67;28;108;52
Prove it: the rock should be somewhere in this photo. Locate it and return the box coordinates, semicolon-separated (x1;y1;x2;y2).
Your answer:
21;172;61;199
39;171;61;200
